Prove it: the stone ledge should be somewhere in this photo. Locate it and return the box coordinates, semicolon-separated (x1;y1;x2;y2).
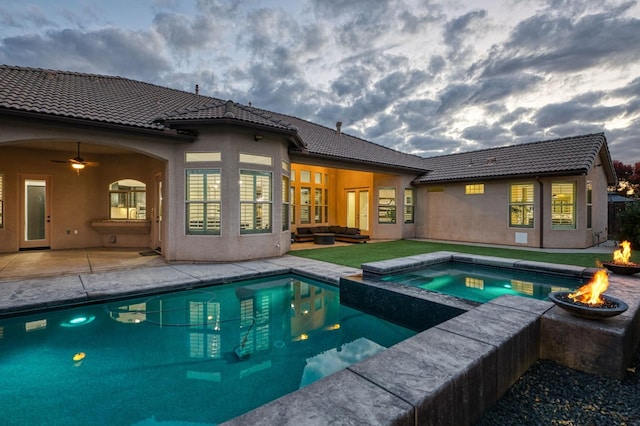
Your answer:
540;273;640;380
221;368;415;426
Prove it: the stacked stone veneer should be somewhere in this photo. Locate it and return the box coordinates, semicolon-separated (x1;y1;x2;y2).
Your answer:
223;252;640;426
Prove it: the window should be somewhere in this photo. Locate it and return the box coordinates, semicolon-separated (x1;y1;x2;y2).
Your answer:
239;153;272;166
290;186;295;224
404;188;414;224
552;182;576;228
0;174;3;229
186;169;221;235
314;188;323;223
185;152;221;162
282;176;290;231
586;181;592;229
240;170;272;234
300;187;311;224
465;184;484;194
509;183;534;228
290;166;330;226
378;188;396;224
109;179;146;220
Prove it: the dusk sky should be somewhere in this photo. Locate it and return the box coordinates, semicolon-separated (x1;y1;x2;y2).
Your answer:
1;0;639;166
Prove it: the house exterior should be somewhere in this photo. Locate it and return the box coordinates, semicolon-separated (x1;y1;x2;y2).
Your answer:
413;134;617;248
0;65;617;261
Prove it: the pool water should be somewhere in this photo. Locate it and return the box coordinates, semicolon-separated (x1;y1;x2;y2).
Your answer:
380;261;582;303
0;275;415;426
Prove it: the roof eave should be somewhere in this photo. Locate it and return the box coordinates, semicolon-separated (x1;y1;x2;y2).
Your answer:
291;151;430;174
0;108;196;141
413;168;593;185
160;117;306;150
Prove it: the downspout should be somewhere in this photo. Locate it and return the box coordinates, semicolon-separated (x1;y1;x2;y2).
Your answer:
536;176;544;248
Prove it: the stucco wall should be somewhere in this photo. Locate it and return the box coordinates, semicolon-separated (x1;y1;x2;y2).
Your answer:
416;180;541;247
416;165;610;249
163;127;292;262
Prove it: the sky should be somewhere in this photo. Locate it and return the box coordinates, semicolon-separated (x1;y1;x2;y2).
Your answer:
1;0;639;166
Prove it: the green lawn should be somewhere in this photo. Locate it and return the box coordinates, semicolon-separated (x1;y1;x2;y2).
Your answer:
289;240;638;269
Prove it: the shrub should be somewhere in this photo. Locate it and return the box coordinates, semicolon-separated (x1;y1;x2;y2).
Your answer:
616;201;640;247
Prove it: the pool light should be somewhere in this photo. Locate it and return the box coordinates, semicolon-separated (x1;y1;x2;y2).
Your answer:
60;315;96;328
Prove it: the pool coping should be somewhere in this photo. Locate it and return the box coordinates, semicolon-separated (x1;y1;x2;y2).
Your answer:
2;252;639;425
224;252;640;426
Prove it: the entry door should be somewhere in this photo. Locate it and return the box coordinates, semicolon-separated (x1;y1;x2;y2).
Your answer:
346;189;369;231
20;175;51;249
153;174;163;251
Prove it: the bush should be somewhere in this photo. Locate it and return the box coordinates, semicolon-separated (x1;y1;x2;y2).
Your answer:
616;201;640;247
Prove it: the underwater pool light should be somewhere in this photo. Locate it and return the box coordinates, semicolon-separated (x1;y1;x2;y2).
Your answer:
60;315;96;328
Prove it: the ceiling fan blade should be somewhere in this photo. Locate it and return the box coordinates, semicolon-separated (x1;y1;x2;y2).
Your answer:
84;161;100;167
51;159;70;164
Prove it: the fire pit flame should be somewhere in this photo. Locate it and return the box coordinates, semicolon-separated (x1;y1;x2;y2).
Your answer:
568;269;608;306
613;240;632;264
548;269;628;319
602;240;640;275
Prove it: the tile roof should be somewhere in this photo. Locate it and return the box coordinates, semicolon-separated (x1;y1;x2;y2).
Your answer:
0;65;429;172
413;133;616;185
0;65;214;130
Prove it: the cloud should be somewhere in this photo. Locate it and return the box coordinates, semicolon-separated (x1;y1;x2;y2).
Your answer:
152;12;217;52
534;97;626;128
0;28;170;81
479;6;640;77
460;123;510;147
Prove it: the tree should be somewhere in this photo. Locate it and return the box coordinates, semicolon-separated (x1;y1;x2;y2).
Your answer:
613;160;633;181
630;161;640;184
616;201;640;247
611;160;640;198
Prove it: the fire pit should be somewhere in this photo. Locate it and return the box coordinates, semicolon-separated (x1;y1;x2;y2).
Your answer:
548;291;628;319
548;270;628;319
602;241;640;275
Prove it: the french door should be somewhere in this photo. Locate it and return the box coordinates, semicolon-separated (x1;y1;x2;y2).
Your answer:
20;175;51;249
346;189;369;231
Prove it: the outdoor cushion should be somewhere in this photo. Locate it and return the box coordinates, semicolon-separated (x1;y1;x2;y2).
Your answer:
297;227;311;235
345;228;359;235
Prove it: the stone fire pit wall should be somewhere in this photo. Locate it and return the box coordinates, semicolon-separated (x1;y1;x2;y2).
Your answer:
540;272;640;380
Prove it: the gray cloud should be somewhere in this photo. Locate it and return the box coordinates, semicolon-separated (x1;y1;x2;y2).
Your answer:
152;12;217;51
479;7;640;77
0;28;170;81
534;98;626;128
1;0;638;166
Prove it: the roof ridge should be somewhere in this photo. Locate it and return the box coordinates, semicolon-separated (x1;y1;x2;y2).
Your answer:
250;107;429;162
0;64;221;102
422;132;606;160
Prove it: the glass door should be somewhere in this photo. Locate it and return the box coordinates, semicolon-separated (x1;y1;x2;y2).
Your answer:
346;189;369;231
154;173;163;252
20;175;51;249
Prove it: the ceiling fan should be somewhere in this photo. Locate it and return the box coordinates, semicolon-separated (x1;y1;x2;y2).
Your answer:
51;142;99;173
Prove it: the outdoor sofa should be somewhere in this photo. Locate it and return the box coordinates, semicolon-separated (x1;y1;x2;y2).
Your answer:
293;225;370;243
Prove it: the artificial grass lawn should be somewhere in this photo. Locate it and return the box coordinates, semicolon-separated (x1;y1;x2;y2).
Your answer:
289;239;638;269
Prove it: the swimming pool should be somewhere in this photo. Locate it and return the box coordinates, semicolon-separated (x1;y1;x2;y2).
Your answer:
379;261;582;304
0;275;415;425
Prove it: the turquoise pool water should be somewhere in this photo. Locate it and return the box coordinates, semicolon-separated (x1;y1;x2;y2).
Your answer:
0;275;415;425
380;261;583;303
